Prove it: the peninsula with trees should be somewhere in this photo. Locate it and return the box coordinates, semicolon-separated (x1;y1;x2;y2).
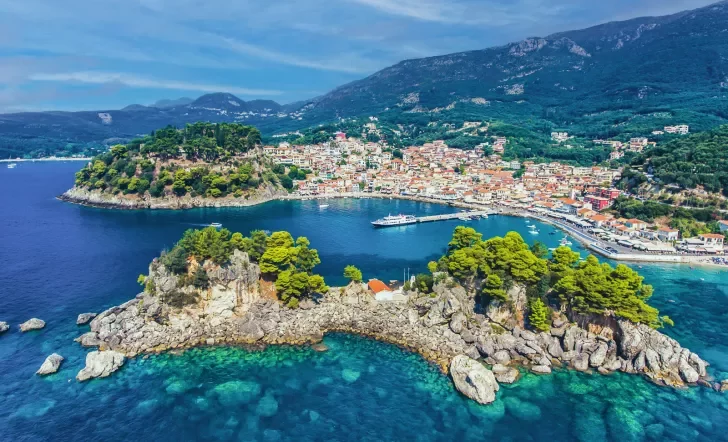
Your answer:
60;123;289;209
73;226;721;405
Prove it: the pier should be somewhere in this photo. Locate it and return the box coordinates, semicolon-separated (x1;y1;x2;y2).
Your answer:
416;210;495;223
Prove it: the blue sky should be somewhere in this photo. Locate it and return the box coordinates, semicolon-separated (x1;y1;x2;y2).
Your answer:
0;0;716;112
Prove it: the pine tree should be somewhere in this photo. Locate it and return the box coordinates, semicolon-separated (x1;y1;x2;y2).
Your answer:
529;297;550;332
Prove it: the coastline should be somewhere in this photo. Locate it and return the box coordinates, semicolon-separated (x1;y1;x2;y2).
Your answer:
1;157;92;163
74;253;717;401
59;188;728;268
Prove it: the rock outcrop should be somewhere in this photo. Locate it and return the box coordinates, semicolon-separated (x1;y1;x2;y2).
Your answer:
76;313;97;325
73;254;713;403
20;318;45;332
450;355;499;404
59;182;287;210
0;321;8;334
76;350;125;381
37;353;64;375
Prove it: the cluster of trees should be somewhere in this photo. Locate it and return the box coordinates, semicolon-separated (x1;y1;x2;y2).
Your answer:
139;123;261;161
160;227;328;308
435;227;670;329
269;164;312;190
631;125;728;196
255;232;328;308
609;196;725;238
74;123;279;198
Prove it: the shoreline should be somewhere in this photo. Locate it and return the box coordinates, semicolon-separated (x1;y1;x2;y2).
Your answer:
74;258;716;399
1;157;92;163
59;188;728;268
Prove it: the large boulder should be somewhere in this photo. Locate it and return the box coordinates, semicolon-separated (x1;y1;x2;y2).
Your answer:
76;313;97;325
450;355;499;405
449;311;466;334
0;321;8;334
37;353;64;375
531;365;552;374
76;350;125;381
75;331;102;347
492;350;511;365
20;318;45;332
491;363;519;384
572;353;590;371
589;342;609;367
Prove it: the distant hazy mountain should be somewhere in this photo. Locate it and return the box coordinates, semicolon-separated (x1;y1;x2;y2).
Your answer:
3;0;728;157
151;97;194;108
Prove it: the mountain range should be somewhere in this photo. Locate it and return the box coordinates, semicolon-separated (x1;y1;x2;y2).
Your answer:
3;1;728;158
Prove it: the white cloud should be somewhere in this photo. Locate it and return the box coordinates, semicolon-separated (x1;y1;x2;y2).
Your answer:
29;71;283;96
219;37;377;74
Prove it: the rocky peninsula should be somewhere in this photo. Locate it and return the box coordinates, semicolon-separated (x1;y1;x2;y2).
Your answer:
75;246;715;405
59;183;287;210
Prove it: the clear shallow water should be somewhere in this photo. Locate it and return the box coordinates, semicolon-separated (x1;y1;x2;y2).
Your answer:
1;162;728;441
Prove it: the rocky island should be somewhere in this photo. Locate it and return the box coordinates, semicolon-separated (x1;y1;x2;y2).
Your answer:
59;123;288;210
75;226;716;404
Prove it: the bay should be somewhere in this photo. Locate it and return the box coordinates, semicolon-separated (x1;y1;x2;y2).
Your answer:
1;162;727;441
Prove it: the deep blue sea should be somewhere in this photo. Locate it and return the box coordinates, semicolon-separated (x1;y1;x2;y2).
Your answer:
2;162;728;441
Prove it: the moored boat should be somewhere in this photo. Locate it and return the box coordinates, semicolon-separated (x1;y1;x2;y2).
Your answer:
371;214;417;228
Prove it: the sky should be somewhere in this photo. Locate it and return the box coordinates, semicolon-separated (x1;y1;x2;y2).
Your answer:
0;0;718;112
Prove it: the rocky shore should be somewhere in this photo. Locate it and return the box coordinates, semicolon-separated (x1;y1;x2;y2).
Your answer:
58;184;288;210
74;250;716;404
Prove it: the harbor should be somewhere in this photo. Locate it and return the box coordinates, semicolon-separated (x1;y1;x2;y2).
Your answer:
371;210;495;227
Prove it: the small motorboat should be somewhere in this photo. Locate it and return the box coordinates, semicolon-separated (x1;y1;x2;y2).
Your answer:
319;204;329;209
7;163;17;169
210;222;223;228
527;224;536;228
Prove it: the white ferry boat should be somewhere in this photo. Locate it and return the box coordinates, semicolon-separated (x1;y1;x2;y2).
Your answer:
371;214;417;228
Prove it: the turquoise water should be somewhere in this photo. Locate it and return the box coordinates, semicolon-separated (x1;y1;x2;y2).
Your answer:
1;162;728;440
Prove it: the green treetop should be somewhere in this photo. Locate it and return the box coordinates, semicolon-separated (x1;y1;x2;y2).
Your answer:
343;265;363;283
528;297;550;332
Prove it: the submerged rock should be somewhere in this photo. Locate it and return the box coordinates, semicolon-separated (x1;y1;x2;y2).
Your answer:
20;318;45;332
0;321;8;334
212;380;261;406
450;355;499;405
312;343;329;352
342;369;361;383
76;313;97;325
36;353;64;375
76;350;125;381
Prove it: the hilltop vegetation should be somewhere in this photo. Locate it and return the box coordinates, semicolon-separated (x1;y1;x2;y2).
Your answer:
629;125;728;196
436;227;670;328
158;227;328;308
73;123;287;199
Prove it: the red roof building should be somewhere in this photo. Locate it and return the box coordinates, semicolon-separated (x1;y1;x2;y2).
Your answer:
367;279;391;294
